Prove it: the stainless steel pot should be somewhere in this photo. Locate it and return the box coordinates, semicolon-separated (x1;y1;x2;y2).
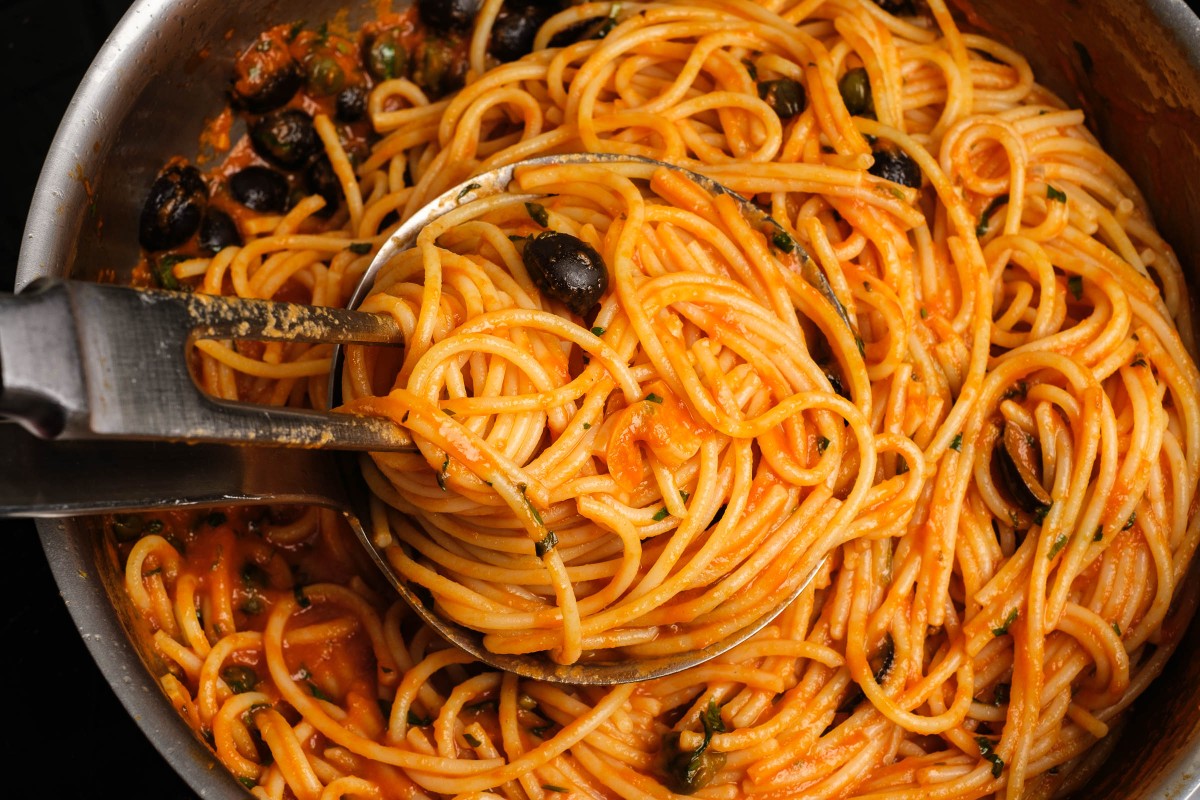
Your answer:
16;0;1200;797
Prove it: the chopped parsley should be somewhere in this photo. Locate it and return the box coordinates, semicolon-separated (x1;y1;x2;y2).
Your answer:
770;227;797;253
992;608;1019;637
1093;525;1104;542
1047;533;1068;558
652;507;670;522
591;326;606;336
457;182;481;201
976;736;1005;778
975;193;1009;238
407;710;432;726
536;531;559;558
645;392;664;404
1131;353;1148;368
1067;275;1083;300
950;433;963;452
1123;511;1137;530
1047;184;1067;203
348;242;372;254
817;436;831;454
463;733;482;747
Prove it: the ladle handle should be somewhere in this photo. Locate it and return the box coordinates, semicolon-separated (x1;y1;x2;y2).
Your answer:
0;422;350;519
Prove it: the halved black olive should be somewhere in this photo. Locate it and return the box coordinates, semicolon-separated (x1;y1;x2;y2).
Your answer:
230;166;290;213
336;85;368;122
139;164;208;252
838;67;874;117
757;78;806;119
418;0;481;32
868;144;921;189
305;155;344;215
198;209;243;254
996;422;1052;510
363;27;410;82
489;5;549;62
249;109;320;170
521;231;609;316
231;29;303;113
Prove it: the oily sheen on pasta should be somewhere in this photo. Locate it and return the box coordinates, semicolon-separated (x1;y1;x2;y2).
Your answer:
117;1;1200;798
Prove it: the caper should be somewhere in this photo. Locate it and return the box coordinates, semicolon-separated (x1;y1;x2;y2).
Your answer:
231;29;302;113
838;67;874;117
521;231;609;316
305;54;347;96
868;144;921;189
249;109;320;170
757;78;806;119
364;28;409;81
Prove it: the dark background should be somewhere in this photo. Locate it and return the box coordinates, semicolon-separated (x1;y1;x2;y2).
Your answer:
4;1;1200;798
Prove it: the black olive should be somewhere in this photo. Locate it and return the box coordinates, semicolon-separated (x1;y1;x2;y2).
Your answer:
489;5;549;62
521;231;609;316
336;84;368;122
874;0;919;14
305;155;344;215
198;209;242;254
838;67;874;117
138;164;208;252
363;28;410;82
661;731;726;794
231;30;302;114
547;12;619;47
868;145;921;189
995;422;1052;513
249;109;320;170
418;0;481;32
230;166;290;213
412;36;469;98
757;78;806;119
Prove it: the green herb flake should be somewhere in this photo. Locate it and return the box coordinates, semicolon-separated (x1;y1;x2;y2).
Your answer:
652;507;670;522
536;531;559;558
145;519;164;534
526;202;550;227
817;436;830;454
463;733;482;747
1093;525;1104;542
1067;275;1083;300
153;254;184;290
976;736;1005;778
520;484;546;527
1112;621;1122;637
975;193;1009;238
406;709;431;726
294;584;312;609
645;392;664;404
950;433;963;452
1131;354;1148;368
1033;504;1051;525
1047;185;1067;203
542;786;568;794
582;422;591;430
457;182;481;201
348;242;372;255
1122;511;1137;530
920;306;928;319
530;724;552;738
1047;533;1068;559
436;457;450;491
591;326;606;336
308;681;331;701
239;777;258;789
680;490;690;502
770;228;797;253
993;683;1010;706
992;608;1019;637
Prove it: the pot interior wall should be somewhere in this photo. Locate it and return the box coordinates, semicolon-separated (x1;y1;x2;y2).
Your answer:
21;1;1200;798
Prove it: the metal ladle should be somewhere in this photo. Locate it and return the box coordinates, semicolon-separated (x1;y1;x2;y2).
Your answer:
0;153;849;684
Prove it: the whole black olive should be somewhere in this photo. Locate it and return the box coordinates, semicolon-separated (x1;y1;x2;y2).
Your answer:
230;166;291;213
418;0;481;32
757;78;806;119
489;5;549;62
249;109;320;170
336;84;368;122
197;209;243;254
363;27;410;82
305;155;344;215
869;145;921;189
231;29;303;113
138;165;209;252
521;231;609;316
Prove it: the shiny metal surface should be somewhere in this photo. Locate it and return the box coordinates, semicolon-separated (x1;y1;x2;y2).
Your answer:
15;0;1200;797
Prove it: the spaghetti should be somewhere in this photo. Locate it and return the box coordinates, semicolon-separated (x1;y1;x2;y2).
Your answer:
117;0;1200;798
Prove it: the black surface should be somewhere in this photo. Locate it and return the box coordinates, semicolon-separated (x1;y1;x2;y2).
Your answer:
4;1;1200;799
